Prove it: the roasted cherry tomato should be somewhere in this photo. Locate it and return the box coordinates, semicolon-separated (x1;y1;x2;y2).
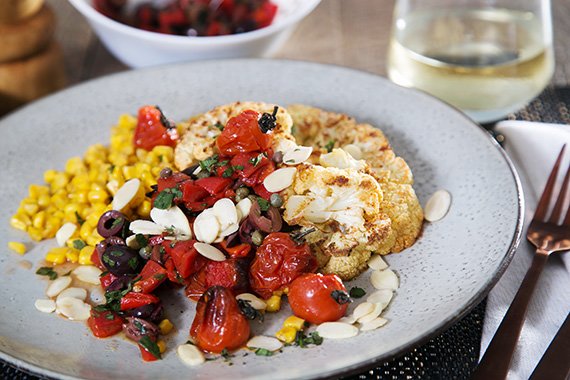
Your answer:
249;232;317;299
185;258;250;301
216;110;272;156
133;105;178;151
288;273;351;325
87;309;124;338
190;286;250;353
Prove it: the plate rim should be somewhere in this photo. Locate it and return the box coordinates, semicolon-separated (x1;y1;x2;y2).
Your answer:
0;58;525;380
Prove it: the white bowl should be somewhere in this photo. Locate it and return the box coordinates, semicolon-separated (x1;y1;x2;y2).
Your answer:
69;0;320;68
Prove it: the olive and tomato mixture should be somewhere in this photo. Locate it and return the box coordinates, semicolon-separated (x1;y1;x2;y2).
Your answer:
94;0;278;37
86;105;352;361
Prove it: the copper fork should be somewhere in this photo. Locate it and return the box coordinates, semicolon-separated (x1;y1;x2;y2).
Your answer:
472;145;570;380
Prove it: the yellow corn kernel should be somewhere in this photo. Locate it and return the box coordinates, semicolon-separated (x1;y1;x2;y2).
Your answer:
78;246;94;265
151;166;162;177
8;241;26;255
157;340;166;354
134;162;151;177
20;199;39;216
50;172;69;192
10;215;29;231
66;248;79;263
144;151;159;166
87;189;109;204
72;190;89;204
44;169;57;183
28;227;43;241
65;157;86;175
121;165;137;180
158;319;174;335
86;234;101;247
37;194;51;208
29;184;50;199
70;173;91;191
137;200;152;219
89;166;108;183
51;190;68;209
152;146;174;162
79;222;92;241
265;295;282;313
32;210;46;229
275;326;297;344
45;247;67;265
283;315;305;331
44;217;62;237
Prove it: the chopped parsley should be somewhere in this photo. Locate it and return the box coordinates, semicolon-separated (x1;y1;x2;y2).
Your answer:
294;331;323;348
110;217;123;229
139;336;162;359
72;239;87;250
36;267;58;280
75;211;85;225
199;154;220;173
213;121;224;131
105;313;115;320
249;153;266;166
222;165;244;178
349;286;366;298
135;234;148;248
254;348;273;356
255;196;271;212
237;299;264;321
128;257;139;271
324;140;335;153
154;187;183;209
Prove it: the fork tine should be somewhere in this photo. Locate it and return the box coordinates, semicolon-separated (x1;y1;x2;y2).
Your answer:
549;163;570;223
535;145;566;221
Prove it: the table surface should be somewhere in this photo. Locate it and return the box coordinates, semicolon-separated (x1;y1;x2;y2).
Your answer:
50;0;570;87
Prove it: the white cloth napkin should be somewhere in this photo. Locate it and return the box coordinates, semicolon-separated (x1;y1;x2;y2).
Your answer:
480;120;570;379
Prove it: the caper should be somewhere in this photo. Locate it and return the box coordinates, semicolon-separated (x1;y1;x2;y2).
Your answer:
251;230;264;246
159;167;173;179
139;246;152;260
235;187;250;202
272;151;283;164
270;193;283;208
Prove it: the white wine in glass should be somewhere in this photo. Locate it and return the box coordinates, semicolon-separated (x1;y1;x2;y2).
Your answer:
388;4;554;123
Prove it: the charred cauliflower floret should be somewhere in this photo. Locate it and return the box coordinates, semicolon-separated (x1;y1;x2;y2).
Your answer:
288;104;423;254
283;163;393;259
174;101;295;170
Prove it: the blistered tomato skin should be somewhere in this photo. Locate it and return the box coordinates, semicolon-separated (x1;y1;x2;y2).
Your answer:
216;110;272;156
133;105;178;151
190;286;251;353
288;273;350;325
249;232;317;299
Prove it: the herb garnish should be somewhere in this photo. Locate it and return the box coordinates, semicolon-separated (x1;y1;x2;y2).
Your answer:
331;290;352;305
94;281;133;312
135;234;148;248
36;267;58;280
154;187;183;209
254;348;273;356
75;211;85;225
110;217;123;229
249;153;266;166
139;335;162;359
199;154;220;173
324;140;335;153
255;196;271;212
237;299;264;321
72;239;87;250
349;286;366;298
258;106;279;133
294;331;323;348
128;257;139;271
222;165;245;178
214;122;224;131
221;348;234;360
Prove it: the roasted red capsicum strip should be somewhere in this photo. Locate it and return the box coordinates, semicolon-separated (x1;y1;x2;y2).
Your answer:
120;292;160;311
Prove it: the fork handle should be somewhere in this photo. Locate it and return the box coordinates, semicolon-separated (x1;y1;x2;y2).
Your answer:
472;251;549;380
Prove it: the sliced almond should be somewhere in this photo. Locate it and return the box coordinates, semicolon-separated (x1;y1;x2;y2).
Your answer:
34;299;56;313
90;287;105;305
46;276;72;297
357;303;383;324
56;297;91;321
129;220;165;236
263;167;296;193
236;293;267;310
193;209;220;244
125;234;140;249
219;223;239;239
424;189;451;222
213;198;238;228
352;302;375;320
72;265;102;285
177;344;205;367
247;335;283;351
151;206;192;240
367;255;388;271
338;315;357;324
316;322;359;339
359;317;388;331
194;242;226;262
55;223;77;247
366;289;394;308
56;287;87;302
371;269;399;290
112;178;144;212
283;146;313;165
236;198;252;221
342;144;363;160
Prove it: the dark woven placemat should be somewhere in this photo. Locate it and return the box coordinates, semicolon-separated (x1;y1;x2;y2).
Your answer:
3;86;568;380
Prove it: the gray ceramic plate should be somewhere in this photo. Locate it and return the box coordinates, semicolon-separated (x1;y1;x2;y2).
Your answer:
0;60;522;380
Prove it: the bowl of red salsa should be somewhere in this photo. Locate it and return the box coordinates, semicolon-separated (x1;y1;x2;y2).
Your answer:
69;0;321;68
